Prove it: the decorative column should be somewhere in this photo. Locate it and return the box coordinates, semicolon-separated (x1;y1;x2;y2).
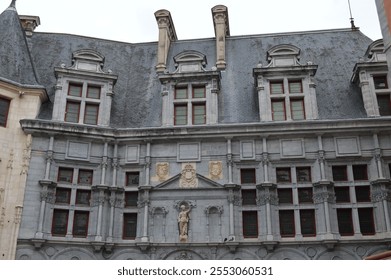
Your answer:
139;186;151;243
317;135;326;180
100;142;109;186
257;183;278;242
226;138;233;184
262;138;270;182
212;5;230;69
225;184;239;240
373;133;385;178
107;143;119;243
92;186;107;243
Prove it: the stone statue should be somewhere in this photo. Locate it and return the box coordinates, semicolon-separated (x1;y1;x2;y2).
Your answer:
178;204;191;242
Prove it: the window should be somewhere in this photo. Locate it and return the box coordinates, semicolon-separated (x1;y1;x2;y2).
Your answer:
335;187;350;203
242;189;257;205
374;75;388;89
300;209;316;237
296;167;311;182
58;168;73;183
173;85;207;125
298;188;313;203
337;209;354;236
72;211;89;237
269;78;306;121
125;192;138;207
75;190;91;206
55;188;71;204
64;82;101;124
278;189;293;204
240;169;256;184
0;97;11;127
353;165;368;181
123;213;137;239
332;165;348;181
242;211;258;238
276;167;291;183
358;208;375;235
52;209;69;236
279;210;295;237
126;172;140;186
355;186;371;202
373;75;391;116
78;169;93;185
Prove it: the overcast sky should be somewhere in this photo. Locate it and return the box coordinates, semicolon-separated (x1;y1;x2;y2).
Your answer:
3;0;383;43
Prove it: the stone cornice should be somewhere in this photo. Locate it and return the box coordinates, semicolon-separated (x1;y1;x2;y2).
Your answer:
20;117;391;141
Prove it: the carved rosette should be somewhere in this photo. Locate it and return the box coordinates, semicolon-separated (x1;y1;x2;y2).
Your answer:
180;164;198;188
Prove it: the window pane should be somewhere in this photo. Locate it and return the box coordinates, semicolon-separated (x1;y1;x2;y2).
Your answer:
332;166;347;181
126;172;139;186
65;102;80;123
278;189;293;204
52;209;68;236
174;105;187;125
84;104;99;125
123;213;137;239
353;165;367;181
276;167;291;183
68;84;82;97
175;87;187;99
0;97;10;127
78;170;93;185
270;81;284;94
272;100;286;120
289;80;303;93
193;104;206;125
58;168;73;183
377;95;391;116
300;209;316;236
240;169;256;184
373;75;388;89
242;211;258;238
355;186;371;202
55;188;71;204
296;167;311;183
298;188;313;203
87;86;101;99
193;86;205;98
335;187;350;203
337;209;354;236
242;189;257;205
73;211;89;237
279;210;295;237
125;192;138;207
75;190;91;206
291;99;305;120
358;208;375;235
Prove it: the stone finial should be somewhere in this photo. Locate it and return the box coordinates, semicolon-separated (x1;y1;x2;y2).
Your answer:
154;9;178;73
211;5;230;70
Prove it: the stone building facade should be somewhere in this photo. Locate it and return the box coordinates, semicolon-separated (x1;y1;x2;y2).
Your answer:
0;2;390;259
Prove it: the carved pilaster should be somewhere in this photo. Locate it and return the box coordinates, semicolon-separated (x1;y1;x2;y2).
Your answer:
313;181;335;204
256;183;278;206
138;186;152;208
371;179;391;202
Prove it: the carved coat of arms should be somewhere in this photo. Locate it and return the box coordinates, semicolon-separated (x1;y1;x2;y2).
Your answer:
209;161;222;180
180;164;198;188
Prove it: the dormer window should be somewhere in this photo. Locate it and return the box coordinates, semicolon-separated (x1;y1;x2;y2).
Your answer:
52;49;117;126
159;50;220;126
352;39;391;117
253;45;318;122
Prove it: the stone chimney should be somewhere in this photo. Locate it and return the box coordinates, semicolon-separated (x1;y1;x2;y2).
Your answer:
212;5;230;70
19;15;40;37
154;9;178;73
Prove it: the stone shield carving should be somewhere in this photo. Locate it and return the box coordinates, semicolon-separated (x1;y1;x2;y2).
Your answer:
209;161;222;180
180;164;198;188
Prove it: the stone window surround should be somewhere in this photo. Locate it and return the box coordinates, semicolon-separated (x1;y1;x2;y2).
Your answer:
0;96;11;127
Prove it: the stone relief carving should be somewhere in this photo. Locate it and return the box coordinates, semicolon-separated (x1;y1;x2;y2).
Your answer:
175;251;193;260
180;164;198;188
209;161;223;180
156;162;169;182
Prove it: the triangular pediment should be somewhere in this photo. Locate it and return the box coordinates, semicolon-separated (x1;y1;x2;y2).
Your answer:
153;173;224;190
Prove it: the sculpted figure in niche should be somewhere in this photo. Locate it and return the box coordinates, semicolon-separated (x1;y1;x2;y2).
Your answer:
178;204;191;242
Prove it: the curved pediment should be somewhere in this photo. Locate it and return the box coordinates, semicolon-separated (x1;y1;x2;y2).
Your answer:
266;44;301;67
173;50;207;73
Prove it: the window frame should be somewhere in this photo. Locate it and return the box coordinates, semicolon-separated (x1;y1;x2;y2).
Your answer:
51;209;69;236
279;210;295;237
300;209;316;237
0;96;11;127
125;171;140;186
276;167;291;183
58;167;74;183
55;187;72;204
242;211;259;238
123;213;138;239
358;208;375;235
337;208;354;236
332;165;348;182
240;168;256;184
64;101;81;123
72;210;89;238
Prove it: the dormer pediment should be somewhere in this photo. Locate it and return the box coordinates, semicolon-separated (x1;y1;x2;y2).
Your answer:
173;50;207;73
154;172;224;190
266;44;301;67
70;49;106;73
365;39;386;62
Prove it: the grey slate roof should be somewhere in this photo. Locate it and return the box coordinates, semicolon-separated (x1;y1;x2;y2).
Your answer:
1;5;374;128
0;5;40;87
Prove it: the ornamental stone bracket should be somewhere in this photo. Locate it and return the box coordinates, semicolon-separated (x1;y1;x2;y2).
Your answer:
137;242;150;252
225;242;239;253
31;238;46;249
371;179;391;202
256;183;278;206
263;241;278;252
313;181;335;204
90;241;105;252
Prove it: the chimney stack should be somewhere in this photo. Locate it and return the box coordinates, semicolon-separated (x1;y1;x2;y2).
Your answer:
212;5;230;70
154;10;177;73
